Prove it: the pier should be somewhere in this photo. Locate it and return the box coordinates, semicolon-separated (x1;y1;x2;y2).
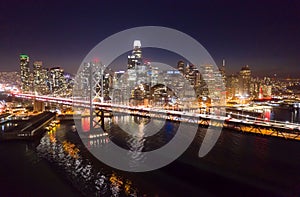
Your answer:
0;111;56;141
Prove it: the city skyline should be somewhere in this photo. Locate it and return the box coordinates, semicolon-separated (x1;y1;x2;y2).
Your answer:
9;47;300;80
0;0;300;77
1;1;300;196
12;40;299;104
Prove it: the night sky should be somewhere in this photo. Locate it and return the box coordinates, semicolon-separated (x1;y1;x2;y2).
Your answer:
0;0;300;77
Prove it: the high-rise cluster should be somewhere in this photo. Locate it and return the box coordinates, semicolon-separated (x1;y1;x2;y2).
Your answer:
74;61;113;102
111;40;226;107
19;54;72;96
225;65;273;101
21;40;277;107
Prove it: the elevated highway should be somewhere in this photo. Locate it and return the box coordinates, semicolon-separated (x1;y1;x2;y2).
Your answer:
14;93;300;141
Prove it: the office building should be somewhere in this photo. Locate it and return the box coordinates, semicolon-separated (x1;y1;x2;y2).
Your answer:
238;65;251;97
20;54;30;93
33;61;49;95
49;67;67;96
226;74;239;99
177;60;185;75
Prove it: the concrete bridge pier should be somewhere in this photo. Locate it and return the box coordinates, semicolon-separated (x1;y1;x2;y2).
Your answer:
33;99;45;112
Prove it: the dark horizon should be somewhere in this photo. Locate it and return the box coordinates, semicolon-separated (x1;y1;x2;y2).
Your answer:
0;0;300;77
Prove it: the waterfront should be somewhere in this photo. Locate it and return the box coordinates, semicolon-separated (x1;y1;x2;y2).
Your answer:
0;107;300;196
1;1;300;196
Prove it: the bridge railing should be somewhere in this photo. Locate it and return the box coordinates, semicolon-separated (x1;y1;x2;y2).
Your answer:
14;93;300;129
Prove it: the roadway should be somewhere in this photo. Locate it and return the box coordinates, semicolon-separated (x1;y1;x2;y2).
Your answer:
14;93;300;140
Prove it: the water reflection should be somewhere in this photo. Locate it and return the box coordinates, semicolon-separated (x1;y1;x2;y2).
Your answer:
34;108;300;196
87;133;110;149
113;114;165;137
80;117;111;150
36;121;139;196
127;118;146;168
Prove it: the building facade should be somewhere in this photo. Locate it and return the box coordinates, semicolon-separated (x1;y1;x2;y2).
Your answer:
238;65;251;97
20;54;30;93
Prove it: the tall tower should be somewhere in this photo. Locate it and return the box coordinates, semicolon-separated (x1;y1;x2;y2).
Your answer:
127;40;142;69
133;40;142;59
226;74;239;99
126;40;151;105
220;59;226;83
33;61;49;95
20;54;30;93
33;61;42;94
49;67;66;96
177;60;185;75
185;63;197;86
239;65;251;97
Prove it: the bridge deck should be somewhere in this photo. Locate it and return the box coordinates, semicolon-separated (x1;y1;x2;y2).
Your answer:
15;93;300;141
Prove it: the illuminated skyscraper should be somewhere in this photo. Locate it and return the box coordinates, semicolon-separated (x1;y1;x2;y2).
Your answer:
220;59;226;83
20;54;30;93
33;61;48;94
201;64;225;106
150;66;159;86
125;40;152;105
177;60;185;75
226;74;239;99
239;65;251;97
49;67;67;96
185;63;196;86
127;40;142;70
127;40;143;89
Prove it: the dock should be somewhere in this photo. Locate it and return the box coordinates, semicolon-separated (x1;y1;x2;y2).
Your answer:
0;111;56;141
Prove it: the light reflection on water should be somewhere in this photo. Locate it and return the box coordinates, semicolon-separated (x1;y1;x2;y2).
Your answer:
36;115;176;196
36;120;139;197
34;110;300;196
127;118;146;168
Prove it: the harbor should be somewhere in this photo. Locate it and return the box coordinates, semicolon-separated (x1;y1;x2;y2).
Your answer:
0;111;56;141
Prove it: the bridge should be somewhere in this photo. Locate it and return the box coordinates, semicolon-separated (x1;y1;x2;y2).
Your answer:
13;93;300;141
